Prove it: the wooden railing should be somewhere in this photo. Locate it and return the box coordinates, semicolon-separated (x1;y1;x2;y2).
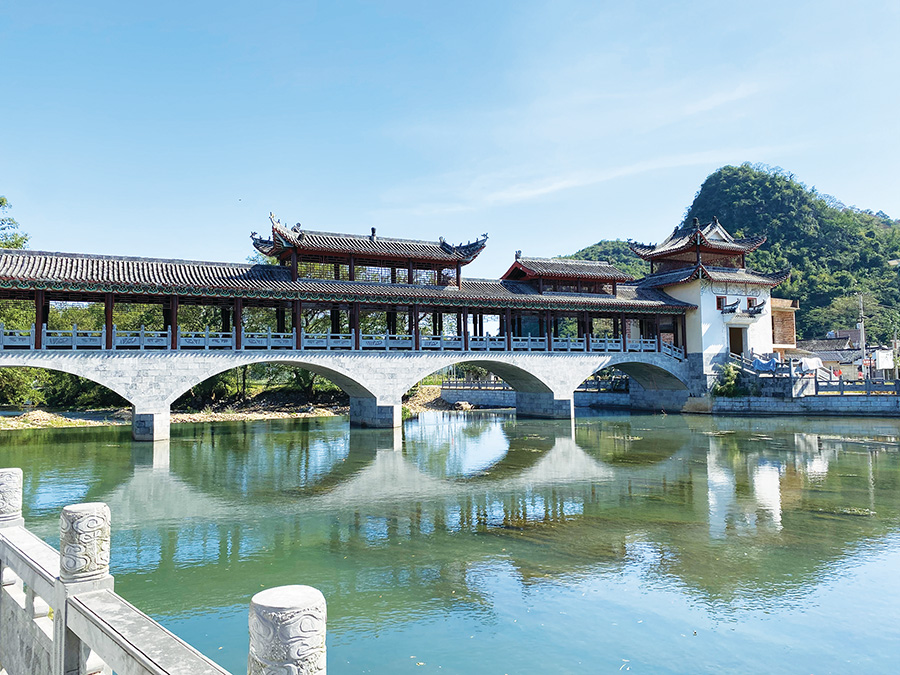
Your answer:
0;324;686;360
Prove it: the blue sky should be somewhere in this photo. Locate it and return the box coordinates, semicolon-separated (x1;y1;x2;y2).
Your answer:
1;1;898;278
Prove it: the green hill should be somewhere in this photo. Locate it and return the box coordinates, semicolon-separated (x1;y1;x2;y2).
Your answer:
569;164;900;341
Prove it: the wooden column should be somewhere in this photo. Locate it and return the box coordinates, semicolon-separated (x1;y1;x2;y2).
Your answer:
351;303;360;350
331;307;341;334
276;307;286;334
234;298;243;350
34;290;45;349
293;300;302;349
290;250;298;282
546;310;552;351
505;308;512;351
169;296;179;350
104;294;114;350
333;263;341;280
680;314;687;351
407;260;414;284
619;312;627;351
584;311;591;352
413;304;421;350
456;261;462;289
387;308;397;335
391;268;397;284
462;309;469;350
349;255;355;282
655;314;662;351
221;307;232;332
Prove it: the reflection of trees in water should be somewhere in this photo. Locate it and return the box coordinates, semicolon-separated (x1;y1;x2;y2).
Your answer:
402;413;557;479
14;414;900;625
168;418;356;500
0;425;136;523
575;417;690;465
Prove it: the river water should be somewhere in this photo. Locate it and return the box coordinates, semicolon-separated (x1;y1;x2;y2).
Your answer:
3;410;900;674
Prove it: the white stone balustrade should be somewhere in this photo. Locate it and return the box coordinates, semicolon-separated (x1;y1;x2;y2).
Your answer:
0;468;328;675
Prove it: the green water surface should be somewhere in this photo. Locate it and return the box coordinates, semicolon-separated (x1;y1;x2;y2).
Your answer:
2;410;900;674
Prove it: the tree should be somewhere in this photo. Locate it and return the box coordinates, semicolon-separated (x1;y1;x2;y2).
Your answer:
0;196;27;249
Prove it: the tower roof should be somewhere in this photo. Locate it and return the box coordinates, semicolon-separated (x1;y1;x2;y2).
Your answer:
252;214;487;265
630;217;766;260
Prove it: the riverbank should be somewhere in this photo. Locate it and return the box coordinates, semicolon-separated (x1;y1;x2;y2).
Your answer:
0;386;456;431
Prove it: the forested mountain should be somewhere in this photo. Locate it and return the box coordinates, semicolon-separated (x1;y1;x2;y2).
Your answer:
570;164;900;341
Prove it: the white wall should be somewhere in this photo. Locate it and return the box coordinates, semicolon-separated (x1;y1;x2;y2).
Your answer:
659;279;774;364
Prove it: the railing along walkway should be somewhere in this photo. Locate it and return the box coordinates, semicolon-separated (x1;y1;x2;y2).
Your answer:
0;468;326;675
441;377;630;392
0;324;686;361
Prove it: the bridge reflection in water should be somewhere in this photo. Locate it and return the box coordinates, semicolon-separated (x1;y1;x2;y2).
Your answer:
5;412;900;674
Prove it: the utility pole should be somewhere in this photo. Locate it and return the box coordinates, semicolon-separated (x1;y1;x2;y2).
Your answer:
893;324;898;381
858;294;868;380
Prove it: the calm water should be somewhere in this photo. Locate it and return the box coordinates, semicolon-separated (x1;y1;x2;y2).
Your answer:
3;411;900;674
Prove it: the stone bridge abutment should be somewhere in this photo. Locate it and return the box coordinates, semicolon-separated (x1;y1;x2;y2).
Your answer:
0;351;693;440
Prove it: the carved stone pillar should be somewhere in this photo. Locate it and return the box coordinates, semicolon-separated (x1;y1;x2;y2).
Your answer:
0;468;24;527
59;503;111;583
249;585;327;674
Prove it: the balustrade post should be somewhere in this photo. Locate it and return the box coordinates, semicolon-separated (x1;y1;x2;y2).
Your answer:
71;324;78;350
249;585;326;675
0;468;24;529
52;502;114;675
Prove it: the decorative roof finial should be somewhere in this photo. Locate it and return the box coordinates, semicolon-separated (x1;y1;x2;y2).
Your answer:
370;227;377;241
692;217;700;229
515;250;522;260
712;216;720;225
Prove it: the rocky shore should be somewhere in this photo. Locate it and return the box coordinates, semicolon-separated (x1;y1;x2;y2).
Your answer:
0;386;455;431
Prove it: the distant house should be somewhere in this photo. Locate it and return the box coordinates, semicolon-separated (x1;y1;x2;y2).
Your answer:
796;336;853;352
826;329;861;349
771;298;799;359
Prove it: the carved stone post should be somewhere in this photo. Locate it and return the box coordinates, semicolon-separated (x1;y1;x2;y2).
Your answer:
53;503;114;675
0;468;24;528
59;503;111;582
249;585;326;675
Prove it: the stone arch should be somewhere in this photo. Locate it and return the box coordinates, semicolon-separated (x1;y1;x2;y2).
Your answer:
0;354;136;404
159;353;380;407
396;356;555;399
564;353;690;396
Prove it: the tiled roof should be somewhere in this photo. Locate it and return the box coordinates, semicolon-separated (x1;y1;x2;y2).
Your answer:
797;338;853;352
810;349;860;364
638;264;789;288
0;248;693;313
503;256;633;282
253;215;487;264
630;218;766;259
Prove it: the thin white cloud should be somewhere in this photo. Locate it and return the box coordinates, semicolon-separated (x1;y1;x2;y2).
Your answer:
385;144;802;217
682;83;763;116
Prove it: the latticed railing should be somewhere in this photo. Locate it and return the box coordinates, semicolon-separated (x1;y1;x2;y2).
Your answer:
0;323;686;360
